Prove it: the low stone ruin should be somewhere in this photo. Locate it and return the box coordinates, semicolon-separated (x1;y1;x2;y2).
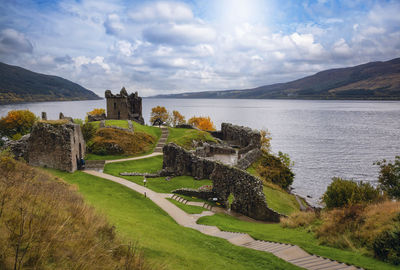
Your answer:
6;121;85;172
161;143;281;222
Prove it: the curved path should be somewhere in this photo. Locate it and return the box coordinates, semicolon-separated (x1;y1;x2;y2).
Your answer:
83;169;361;270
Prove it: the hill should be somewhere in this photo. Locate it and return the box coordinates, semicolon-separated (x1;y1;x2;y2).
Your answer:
152;58;400;100
0;61;100;104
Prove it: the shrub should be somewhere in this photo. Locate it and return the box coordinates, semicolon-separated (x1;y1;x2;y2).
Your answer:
322;177;381;209
373;225;400;265
89;128;156;156
256;152;294;189
280;211;317;228
376;156;400;199
81;122;97;142
188;116;216;131
260;129;272;153
0;110;36;138
88;108;106;116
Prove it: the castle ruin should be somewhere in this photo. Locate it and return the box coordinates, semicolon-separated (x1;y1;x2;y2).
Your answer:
105;87;144;124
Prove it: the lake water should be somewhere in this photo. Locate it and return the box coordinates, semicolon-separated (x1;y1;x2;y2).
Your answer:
1;98;400;206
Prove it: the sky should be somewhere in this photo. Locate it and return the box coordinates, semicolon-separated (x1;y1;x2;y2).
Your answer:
0;0;399;97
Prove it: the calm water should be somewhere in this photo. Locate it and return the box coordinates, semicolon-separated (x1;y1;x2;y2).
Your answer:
1;98;400;206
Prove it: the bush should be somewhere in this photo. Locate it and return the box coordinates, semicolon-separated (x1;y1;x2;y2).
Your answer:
81;122;97;142
322;177;381;209
373;225;400;265
0;110;36;138
89;128;156;156
88;108;106;116
256;152;294;189
280;211;317;228
188;116;216;131
376;156;400;199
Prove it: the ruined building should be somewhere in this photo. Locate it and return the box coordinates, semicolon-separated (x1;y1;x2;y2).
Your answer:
105;87;144;124
6;120;86;173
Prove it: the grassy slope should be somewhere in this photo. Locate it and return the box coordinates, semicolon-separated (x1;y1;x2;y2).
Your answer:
247;165;300;215
47;169;301;270
197;214;397;270
167;127;217;149
86;120;162;160
104;156;212;193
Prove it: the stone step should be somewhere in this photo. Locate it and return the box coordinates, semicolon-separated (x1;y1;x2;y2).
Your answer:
309;260;342;270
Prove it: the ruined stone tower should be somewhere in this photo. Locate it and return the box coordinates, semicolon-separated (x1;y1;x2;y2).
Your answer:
105;87;144;124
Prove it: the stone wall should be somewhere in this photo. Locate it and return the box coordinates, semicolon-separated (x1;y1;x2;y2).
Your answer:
162;143;280;221
27;121;85;172
194;143;236;158
221;123;261;150
236;148;262;170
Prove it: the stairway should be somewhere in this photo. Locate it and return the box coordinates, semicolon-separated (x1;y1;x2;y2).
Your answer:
154;126;169;153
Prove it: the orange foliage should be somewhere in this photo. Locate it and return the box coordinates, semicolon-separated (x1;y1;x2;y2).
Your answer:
150;106;169;123
171;110;185;126
0;110;36;138
188;116;216;131
88;108;105;116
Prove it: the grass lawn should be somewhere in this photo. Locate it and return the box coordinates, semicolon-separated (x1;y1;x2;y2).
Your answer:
167;127;217;149
46;169;302;270
197;213;398;270
104;156;212;193
167;199;206;214
105;120;130;128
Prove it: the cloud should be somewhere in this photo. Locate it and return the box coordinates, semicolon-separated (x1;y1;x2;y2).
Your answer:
104;13;124;35
129;1;193;22
143;23;216;46
0;29;33;55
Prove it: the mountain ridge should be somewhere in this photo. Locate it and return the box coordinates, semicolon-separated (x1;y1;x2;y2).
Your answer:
0;61;101;104
151;57;400;100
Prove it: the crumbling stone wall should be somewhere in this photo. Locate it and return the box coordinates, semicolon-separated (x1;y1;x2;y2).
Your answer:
162;143;280;221
236;148;262;170
105;87;144;124
221;123;261;150
27;121;85;172
195;143;236;158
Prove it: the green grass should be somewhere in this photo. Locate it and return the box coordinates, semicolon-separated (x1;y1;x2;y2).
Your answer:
104;156;212;193
247;165;301;215
263;186;300;216
105;120;129;129
167;127;217;150
197;213;398;270
167;199;206;214
46;169;301;270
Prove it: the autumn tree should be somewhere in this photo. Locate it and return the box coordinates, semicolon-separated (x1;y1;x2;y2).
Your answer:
188;116;216;131
170;110;186;127
150;106;169;124
260;129;272;153
376;156;400;199
0;110;37;139
87;108;105;116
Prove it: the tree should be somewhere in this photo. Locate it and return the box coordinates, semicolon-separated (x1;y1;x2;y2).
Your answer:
87;108;105;116
170;110;186;127
188;116;216;131
260;129;272;153
376;156;400;199
0;110;37;139
150;106;169;124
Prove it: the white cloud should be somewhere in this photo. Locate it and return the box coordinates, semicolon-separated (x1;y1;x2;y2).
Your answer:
104;13;124;35
129;1;193;22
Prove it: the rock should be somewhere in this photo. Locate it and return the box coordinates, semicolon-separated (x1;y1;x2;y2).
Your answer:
88;113;106;122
